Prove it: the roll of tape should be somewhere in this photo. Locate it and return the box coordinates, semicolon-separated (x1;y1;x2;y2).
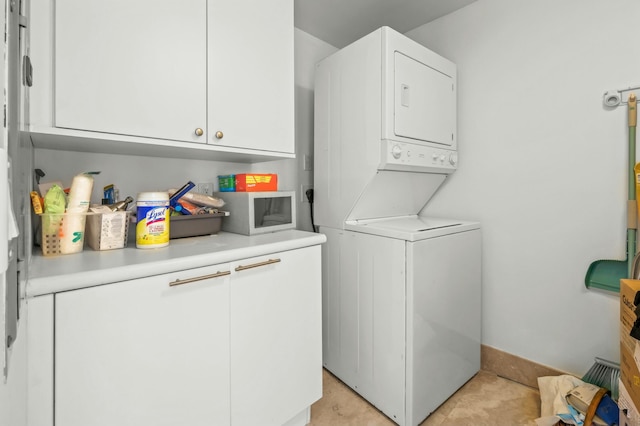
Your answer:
604;91;621;107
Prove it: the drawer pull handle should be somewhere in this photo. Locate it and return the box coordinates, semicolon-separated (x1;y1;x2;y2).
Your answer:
235;258;281;272
169;270;230;287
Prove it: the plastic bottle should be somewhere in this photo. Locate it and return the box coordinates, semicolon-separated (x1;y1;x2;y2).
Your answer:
104;196;134;212
136;192;170;249
66;173;94;213
61;173;94;254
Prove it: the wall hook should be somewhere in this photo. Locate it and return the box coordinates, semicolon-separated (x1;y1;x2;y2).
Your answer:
603;85;640;108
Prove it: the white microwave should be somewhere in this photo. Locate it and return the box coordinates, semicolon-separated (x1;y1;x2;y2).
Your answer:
213;191;296;235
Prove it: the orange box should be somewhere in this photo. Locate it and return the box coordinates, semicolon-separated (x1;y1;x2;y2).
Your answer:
235;174;278;192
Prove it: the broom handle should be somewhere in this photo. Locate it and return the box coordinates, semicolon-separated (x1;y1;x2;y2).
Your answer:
629;94;637;277
630;93;637;203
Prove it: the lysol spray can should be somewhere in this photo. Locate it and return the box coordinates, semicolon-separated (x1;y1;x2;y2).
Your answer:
136;192;170;248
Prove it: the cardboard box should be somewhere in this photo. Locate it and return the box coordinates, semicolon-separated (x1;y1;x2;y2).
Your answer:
621;279;640;409
217;175;236;192
620;380;640;426
622;279;640;353
622;346;640;408
235;174;277;192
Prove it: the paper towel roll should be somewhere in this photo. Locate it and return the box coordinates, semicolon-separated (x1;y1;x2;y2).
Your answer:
66;173;94;213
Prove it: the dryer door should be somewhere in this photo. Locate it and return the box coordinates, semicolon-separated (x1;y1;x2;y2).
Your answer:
394;52;455;147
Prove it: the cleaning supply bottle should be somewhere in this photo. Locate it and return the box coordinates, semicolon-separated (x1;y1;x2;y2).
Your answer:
136;192;170;249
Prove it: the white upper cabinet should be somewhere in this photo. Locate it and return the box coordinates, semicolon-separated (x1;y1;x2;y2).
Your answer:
29;0;295;161
54;0;208;144
208;1;294;154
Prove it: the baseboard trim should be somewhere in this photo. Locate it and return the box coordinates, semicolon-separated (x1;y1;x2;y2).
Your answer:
481;344;566;389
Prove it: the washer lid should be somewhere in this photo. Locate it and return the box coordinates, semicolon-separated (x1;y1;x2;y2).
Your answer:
346;170;447;223
345;215;479;241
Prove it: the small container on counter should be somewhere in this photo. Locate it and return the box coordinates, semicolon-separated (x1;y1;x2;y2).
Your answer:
169;211;229;239
217;174;236;192
40;212;91;256
136;192;170;249
86;211;131;251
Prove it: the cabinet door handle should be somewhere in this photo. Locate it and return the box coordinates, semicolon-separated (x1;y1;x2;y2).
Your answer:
235;258;281;272
169;270;230;287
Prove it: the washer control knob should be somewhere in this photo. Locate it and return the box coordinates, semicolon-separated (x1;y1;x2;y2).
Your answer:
449;153;458;166
439;154;446;163
391;145;402;159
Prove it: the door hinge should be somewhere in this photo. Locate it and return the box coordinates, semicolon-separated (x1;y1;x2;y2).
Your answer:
16;0;27;27
17;259;26;304
23;55;32;87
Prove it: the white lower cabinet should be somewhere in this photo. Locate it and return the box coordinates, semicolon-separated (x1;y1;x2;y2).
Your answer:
49;245;321;426
230;247;322;425
55;264;232;426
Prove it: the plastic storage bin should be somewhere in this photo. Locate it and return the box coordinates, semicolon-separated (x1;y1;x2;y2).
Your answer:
85;211;131;251
169;212;229;239
40;212;90;256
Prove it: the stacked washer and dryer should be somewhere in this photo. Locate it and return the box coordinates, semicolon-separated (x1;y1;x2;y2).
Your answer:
314;27;482;426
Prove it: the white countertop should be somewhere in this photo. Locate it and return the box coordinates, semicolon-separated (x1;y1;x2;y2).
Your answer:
27;230;326;297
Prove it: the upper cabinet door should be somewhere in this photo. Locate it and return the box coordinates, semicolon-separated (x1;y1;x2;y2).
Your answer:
207;0;295;154
54;0;208;143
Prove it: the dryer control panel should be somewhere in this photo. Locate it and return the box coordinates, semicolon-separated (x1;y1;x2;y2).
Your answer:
380;140;457;173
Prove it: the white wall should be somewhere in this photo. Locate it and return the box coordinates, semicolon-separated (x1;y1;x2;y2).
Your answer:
30;0;635;378
407;0;640;375
33;149;251;204
262;29;338;231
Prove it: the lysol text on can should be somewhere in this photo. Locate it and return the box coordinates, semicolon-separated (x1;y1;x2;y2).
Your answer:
136;192;170;248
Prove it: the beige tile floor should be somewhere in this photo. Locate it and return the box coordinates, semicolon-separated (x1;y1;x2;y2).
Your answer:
310;369;541;426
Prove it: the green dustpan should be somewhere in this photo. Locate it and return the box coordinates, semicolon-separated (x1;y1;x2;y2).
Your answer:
585;94;637;292
585;256;629;292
